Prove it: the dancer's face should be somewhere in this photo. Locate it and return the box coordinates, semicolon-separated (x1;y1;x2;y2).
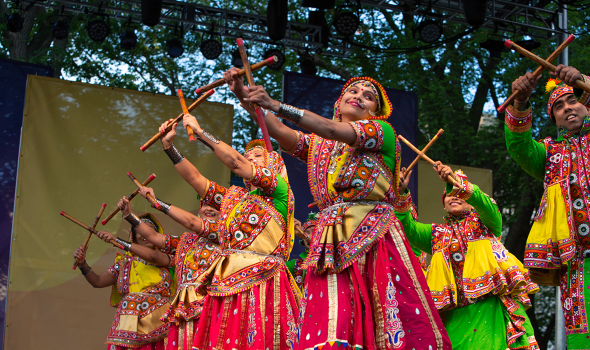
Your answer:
338;84;379;122
135;230;156;249
245;148;266;166
443;195;472;216
553;93;587;134
199;205;220;222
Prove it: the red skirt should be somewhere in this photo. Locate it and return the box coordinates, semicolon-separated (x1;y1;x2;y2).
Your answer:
107;338;165;350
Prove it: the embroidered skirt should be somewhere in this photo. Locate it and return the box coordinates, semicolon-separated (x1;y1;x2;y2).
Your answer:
165;320;196;350
192;267;300;350
295;223;451;350
108;338;165;350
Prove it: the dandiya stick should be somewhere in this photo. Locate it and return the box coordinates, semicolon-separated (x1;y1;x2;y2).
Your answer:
127;172;162;210
177;89;197;143
140;89;215;152
504;39;590;94
60;211;124;250
72;203;107;270
398;135;464;190
101;174;156;225
236;38;273;152
403;129;444;177
498;34;575;113
194;56;278;95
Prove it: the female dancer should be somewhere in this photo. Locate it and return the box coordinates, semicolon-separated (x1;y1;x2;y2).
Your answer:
396;162;539;349
73;213;174;350
225;70;451;350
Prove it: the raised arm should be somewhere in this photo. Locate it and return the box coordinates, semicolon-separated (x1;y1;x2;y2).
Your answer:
95;231;172;267
393;192;434;254
73;246;117;288
138;187;204;234
117;197;165;248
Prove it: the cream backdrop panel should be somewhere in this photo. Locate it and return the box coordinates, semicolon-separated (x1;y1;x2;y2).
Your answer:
5;76;233;350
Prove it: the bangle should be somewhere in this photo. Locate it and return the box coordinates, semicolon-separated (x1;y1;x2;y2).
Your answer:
154;197;171;214
277;103;304;124
116;238;132;252
80;261;93;276
163;143;184;165
196;129;220;151
124;212;141;228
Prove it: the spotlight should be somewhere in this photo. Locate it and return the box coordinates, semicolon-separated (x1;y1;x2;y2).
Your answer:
463;0;488;27
120;30;137;50
417;20;442;43
87;17;110;42
7;13;24;33
263;48;286;71
515;40;541;51
298;52;316;76
334;11;359;37
232;49;243;68
52;20;69;40
166;38;184;58
480;39;506;58
200;38;222;60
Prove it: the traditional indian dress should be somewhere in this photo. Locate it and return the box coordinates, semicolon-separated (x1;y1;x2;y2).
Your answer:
191;144;300;350
287;215;316;291
285;77;451;350
395;172;540;349
505;77;590;349
106;214;175;350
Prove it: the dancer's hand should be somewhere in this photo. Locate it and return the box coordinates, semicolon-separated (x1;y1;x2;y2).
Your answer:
73;245;86;266
433;161;455;184
97;231;117;244
398;167;413;194
294;219;305;240
553;64;583;87
139;187;157;207
117;196;131;217
224;68;247;98
159;119;177;149
243;85;280;112
182;113;202;135
511;72;542;105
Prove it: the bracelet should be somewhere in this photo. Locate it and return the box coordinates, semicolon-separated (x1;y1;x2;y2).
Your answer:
277;103;304;124
116;237;132;252
163;143;184;165
154;197;171;214
196;129;220;151
80;261;93;276
124;212;141;228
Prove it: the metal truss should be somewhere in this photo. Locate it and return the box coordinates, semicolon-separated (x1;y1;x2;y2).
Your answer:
20;0;563;57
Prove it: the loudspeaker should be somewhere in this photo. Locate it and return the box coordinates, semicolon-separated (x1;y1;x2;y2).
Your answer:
142;0;163;27
463;0;488;27
301;0;335;10
267;0;288;41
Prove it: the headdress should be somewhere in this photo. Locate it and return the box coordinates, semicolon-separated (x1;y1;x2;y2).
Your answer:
333;77;392;122
546;78;574;121
302;212;319;232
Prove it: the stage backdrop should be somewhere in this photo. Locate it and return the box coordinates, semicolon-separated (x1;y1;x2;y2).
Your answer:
281;72;418;258
4;76;233;350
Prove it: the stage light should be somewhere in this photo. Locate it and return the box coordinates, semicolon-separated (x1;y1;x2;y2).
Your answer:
301;0;335;9
232;49;243;68
264;48;286;71
417;20;442;43
463;0;488;27
298;52;316;76
141;0;162;27
515;40;541;51
120;30;137;50
334;11;359;37
267;0;288;41
87;17;110;42
52;20;69;39
480;39;505;58
200;38;222;60
7;13;24;33
166;38;184;58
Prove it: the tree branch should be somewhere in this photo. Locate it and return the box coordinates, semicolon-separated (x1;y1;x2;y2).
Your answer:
312;54;353;80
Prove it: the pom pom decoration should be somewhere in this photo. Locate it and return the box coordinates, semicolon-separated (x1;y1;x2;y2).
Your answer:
545;78;561;94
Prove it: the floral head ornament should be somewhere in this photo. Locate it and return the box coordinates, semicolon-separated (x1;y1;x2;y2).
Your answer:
546;78;574;121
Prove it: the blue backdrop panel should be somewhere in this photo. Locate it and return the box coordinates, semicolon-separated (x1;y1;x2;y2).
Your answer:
0;59;53;347
282;72;418;259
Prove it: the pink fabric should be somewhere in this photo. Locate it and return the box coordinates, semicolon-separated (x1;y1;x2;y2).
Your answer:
192;268;299;350
166;320;196;350
296;229;451;350
107;338;165;350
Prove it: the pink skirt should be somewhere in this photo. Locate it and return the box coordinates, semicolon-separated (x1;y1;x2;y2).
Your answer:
295;225;452;350
192;267;300;350
108;338;165;350
165;320;196;350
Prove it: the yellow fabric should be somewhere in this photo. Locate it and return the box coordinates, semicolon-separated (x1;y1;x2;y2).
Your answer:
426;251;457;309
528;184;571;248
116;314;139;332
137;303;168;334
110;253;165;306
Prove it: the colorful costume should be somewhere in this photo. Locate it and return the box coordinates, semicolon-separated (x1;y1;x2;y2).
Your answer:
287;213;317;291
107;214;175;350
284;77;451;350
191;141;300;350
505;76;590;349
395;172;539;349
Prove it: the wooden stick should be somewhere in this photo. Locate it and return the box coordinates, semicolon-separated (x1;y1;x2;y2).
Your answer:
127;172;161;210
403;129;444;177
236;38;273;152
140;89;215;152
194;56;278;95
61;211;124;249
101;174;156;225
177;89;196;144
505;39;590;94
398;135;464;190
498;34;575;113
72;203;107;270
